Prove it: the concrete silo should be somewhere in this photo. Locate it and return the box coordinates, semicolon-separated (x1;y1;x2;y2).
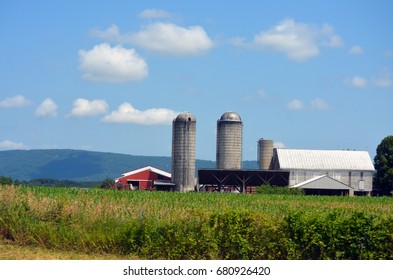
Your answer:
216;112;243;169
171;112;196;192
258;138;273;170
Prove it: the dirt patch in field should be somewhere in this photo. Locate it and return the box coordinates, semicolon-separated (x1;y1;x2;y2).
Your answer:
0;239;138;260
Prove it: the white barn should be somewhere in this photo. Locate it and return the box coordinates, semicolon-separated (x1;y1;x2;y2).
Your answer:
270;148;375;196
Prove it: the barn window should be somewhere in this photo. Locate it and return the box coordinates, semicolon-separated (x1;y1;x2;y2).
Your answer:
359;180;365;190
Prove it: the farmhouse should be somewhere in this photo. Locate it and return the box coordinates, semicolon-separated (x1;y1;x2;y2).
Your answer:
270;148;375;196
115;166;173;191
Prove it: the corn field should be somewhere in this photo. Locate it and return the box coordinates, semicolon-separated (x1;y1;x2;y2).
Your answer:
1;185;393;259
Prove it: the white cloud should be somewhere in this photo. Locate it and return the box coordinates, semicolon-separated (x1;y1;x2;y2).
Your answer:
349;45;363;54
245;88;267;101
35;98;58;117
374;69;393;88
344;69;393;89
344;70;393;88
311;98;330;110
128;23;213;56
68;98;108;117
287;99;304;110
345;76;367;88
90;23;213;56
0;140;28;150
0;95;31;108
320;24;343;47
90;25;120;41
273;142;286;149
139;9;173;19
79;43;148;83
102;102;179;125
250;19;342;61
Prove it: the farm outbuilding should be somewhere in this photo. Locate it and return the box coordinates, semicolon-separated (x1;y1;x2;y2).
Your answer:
289;174;355;196
115;166;173;191
267;148;375;196
198;168;289;193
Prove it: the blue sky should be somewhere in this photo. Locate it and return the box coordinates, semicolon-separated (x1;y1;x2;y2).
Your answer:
1;0;392;161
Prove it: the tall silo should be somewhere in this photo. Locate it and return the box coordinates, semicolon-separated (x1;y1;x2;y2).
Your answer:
258;138;273;170
216;112;243;169
171;112;196;192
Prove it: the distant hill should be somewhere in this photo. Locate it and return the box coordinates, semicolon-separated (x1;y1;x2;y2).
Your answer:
0;149;258;182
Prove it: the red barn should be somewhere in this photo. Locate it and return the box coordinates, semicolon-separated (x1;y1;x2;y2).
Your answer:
115;166;172;190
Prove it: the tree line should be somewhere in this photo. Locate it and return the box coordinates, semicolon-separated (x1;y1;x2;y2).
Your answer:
0;176;100;188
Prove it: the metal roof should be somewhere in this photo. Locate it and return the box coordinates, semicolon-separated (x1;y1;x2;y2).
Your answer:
275;149;375;171
219;111;242;122
173;112;196;122
120;165;171;178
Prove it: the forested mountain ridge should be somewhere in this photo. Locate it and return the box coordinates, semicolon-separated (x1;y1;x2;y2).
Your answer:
0;149;257;182
0;149;175;181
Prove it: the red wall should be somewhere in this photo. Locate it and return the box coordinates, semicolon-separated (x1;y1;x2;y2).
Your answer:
117;170;168;190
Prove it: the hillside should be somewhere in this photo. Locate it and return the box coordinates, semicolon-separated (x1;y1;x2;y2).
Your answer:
0;149;257;182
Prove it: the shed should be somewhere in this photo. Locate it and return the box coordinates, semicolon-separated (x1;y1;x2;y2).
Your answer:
198;169;289;193
115;166;172;190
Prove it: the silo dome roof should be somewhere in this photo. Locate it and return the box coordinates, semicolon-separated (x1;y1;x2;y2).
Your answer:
174;112;196;122
219;111;241;122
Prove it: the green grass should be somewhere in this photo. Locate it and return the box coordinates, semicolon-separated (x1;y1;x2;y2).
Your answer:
1;185;393;259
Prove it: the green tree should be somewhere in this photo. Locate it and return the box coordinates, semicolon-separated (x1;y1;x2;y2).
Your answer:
99;178;114;189
374;135;393;195
0;176;13;185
